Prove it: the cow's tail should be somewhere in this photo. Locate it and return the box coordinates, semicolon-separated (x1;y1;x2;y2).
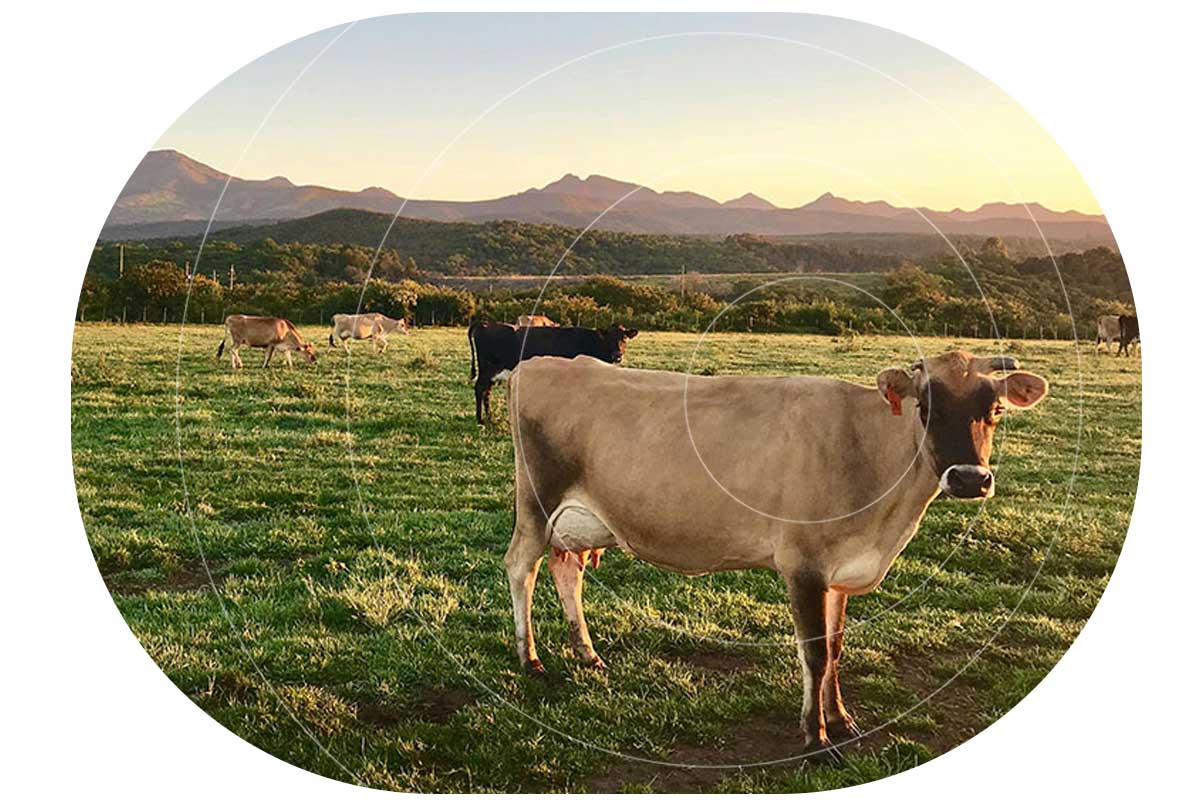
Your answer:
468;322;479;382
216;337;226;360
328;332;335;347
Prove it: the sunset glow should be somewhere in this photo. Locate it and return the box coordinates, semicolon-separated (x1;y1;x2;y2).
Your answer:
158;13;1103;215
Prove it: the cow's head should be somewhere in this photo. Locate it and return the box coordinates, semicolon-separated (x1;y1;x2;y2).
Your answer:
398;318;410;335
877;351;1048;499
300;343;318;363
601;324;639;363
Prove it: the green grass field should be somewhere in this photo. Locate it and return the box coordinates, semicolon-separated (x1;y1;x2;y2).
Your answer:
71;324;1140;792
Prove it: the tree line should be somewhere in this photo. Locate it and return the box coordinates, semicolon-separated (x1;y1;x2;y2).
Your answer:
79;228;1132;339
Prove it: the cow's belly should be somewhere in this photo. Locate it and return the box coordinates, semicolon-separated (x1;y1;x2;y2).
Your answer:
555;499;776;575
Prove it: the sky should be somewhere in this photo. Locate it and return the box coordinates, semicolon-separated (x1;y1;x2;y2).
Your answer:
157;13;1102;214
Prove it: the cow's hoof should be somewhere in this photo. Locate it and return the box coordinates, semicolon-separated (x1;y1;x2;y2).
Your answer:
584;655;607;671
827;716;862;742
804;738;845;766
524;658;546;677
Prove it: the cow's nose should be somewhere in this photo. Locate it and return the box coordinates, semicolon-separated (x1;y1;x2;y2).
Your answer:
940;465;994;499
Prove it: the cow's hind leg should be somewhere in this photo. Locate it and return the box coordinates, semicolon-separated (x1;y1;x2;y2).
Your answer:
262;346;274;368
821;590;859;740
784;571;842;761
548;553;605;668
505;506;548;674
474;377;492;425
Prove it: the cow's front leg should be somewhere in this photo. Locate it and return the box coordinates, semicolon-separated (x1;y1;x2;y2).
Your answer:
822;589;860;741
284;350;295;368
548;551;605;668
505;511;547;674
262;345;274;368
784;571;842;761
376;335;387;353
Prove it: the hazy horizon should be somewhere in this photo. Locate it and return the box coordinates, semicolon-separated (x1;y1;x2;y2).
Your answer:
157;13;1104;215
151;147;1102;217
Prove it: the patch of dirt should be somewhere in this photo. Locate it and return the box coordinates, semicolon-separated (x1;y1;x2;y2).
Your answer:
415;686;476;723
672;650;757;673
101;558;226;596
589;717;813;793
356;701;407;728
886;651;985;755
357;686;475;728
589;650;989;791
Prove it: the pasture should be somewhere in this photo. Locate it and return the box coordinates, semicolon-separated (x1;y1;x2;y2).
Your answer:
71;324;1139;792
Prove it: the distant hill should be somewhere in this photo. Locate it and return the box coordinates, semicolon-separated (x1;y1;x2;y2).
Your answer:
104;149;1114;245
89;208;1119;287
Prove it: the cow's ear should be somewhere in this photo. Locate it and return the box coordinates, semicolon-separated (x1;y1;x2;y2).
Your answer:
876;368;915;416
998;371;1048;409
625;328;639;339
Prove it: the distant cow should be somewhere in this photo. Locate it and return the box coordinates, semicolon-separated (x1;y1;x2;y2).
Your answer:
1096;315;1121;353
517;314;558;327
1118;314;1140;356
217;315;316;369
467;321;638;424
504;350;1049;757
329;312;408;353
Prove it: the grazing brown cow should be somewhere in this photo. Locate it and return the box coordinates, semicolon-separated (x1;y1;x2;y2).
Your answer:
329;312;409;353
217;315;316;369
504;350;1048;759
517;314;558;327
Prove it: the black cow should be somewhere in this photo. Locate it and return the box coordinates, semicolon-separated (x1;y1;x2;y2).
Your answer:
468;321;639;424
1118;314;1140;356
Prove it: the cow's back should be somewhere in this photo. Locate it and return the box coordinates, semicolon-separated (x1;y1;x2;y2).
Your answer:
521;327;604;359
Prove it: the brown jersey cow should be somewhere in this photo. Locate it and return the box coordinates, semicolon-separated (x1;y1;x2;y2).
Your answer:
504;350;1048;759
517;314;558;327
217;315;316;369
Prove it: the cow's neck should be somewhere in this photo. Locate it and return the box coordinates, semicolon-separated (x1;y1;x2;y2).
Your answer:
870;408;943;541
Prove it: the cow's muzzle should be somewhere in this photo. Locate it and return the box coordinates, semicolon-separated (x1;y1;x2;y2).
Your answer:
940;465;994;499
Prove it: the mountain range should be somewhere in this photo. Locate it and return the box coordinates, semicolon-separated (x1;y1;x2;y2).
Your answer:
103;149;1113;243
